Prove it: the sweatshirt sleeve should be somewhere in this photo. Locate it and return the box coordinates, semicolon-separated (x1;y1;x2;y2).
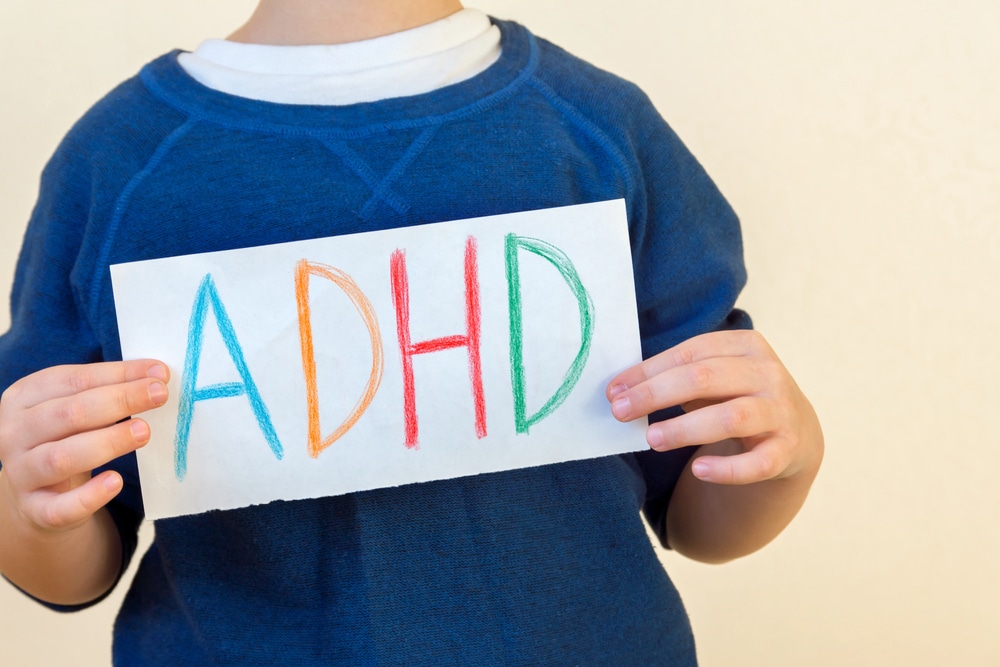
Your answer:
0;130;143;611
621;92;752;547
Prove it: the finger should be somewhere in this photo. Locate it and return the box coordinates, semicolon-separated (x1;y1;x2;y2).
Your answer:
607;330;764;399
20;419;150;490
20;471;123;531
689;440;791;485
645;396;774;451
21;376;168;446
3;359;169;410
610;356;767;422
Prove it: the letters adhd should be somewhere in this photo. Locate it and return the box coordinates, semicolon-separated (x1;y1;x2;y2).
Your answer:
173;233;594;480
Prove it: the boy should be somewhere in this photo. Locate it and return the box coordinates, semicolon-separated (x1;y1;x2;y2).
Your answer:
0;1;822;664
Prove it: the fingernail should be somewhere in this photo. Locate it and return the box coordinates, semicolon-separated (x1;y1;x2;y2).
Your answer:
148;381;168;405
611;396;630;420
130;419;150;442
103;473;122;492
647;427;663;449
147;364;168;381
692;461;710;479
608;383;628;399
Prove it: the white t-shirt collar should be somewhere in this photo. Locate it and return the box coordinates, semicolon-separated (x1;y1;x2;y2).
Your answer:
177;8;502;106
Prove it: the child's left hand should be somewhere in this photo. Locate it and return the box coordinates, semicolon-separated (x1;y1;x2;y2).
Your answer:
606;329;823;486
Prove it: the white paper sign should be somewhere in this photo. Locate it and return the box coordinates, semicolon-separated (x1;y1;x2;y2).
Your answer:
111;199;647;519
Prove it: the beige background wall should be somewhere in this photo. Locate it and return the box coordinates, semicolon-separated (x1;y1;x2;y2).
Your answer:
1;1;997;665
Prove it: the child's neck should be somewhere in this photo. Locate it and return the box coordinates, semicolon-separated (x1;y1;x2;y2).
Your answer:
228;0;465;46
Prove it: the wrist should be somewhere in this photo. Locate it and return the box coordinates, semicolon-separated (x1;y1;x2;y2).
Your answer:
0;473;122;605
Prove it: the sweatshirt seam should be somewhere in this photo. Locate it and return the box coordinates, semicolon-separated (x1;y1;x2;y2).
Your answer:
87;119;200;311
525;76;639;196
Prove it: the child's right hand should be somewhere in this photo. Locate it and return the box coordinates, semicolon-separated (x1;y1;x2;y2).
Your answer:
0;360;169;533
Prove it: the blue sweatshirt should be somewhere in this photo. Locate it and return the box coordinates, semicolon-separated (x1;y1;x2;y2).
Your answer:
0;19;748;666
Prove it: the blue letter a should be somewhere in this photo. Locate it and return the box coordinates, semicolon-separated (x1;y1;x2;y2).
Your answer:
175;274;283;480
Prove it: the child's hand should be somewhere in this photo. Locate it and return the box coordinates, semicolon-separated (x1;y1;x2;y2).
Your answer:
0;360;169;533
607;330;822;485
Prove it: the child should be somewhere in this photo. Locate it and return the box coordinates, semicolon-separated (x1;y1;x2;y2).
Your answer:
0;1;823;664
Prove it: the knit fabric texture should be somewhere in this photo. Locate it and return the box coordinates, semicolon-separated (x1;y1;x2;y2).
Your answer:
0;19;749;666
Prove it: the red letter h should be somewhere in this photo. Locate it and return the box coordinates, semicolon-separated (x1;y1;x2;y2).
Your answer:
390;237;486;449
